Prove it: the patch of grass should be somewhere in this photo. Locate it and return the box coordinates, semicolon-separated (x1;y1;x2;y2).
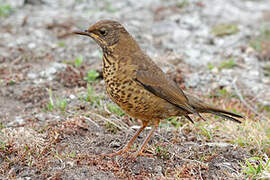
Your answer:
250;28;270;53
212;24;239;37
227;119;270;156
84;70;99;82
257;102;270;114
0;126;64;177
104;122;118;134
57;42;65;47
0;121;4;129
0;3;13;17
6;79;16;86
74;55;83;68
56;98;67;113
207;63;214;70
191;92;270;177
0;141;7;152
104;1;117;13
259;105;270;118
88;95;102;106
209;87;238;99
234;134;251;147
77;85;104;107
155;144;170;159
263;64;270;77
211;95;270;156
47;88;55;111
241;156;270;179
24;144;30;151
198;126;212;140
218;58;236;70
176;0;188;8
85;85;95;102
107;103;125;117
84;85;103;105
75;0;84;3
69;151;76;159
166;117;183;129
218;88;230;97
251;38;263;53
45;88;68;112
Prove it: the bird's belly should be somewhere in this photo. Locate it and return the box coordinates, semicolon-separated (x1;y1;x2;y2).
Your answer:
103;74;180;121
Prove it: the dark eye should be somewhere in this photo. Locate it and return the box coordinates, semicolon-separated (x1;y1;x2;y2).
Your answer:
99;29;107;36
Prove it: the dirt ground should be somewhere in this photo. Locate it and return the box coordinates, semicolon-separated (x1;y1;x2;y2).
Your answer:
1;0;270;179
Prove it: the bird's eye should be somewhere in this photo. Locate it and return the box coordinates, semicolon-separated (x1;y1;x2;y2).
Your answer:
99;29;107;36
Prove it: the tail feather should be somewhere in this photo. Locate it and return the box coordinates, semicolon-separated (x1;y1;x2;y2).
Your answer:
185;115;195;124
185;92;244;123
207;110;242;123
209;108;243;119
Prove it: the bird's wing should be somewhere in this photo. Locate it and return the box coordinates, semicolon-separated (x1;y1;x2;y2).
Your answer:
133;54;197;114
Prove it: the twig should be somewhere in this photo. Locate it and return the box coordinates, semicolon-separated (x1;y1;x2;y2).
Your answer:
110;115;130;129
82;116;100;128
218;163;237;174
232;78;259;115
90;112;129;131
232;78;270;121
104;104;111;114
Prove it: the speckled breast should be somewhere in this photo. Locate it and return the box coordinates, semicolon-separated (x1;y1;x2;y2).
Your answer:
102;54;179;122
102;54;150;119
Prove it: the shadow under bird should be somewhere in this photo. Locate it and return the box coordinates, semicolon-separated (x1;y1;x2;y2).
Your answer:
73;20;244;158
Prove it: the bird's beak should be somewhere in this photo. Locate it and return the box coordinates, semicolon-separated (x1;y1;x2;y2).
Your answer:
72;30;92;37
73;29;100;40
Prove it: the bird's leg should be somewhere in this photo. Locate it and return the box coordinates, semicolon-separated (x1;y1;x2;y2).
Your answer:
131;120;160;158
102;122;147;158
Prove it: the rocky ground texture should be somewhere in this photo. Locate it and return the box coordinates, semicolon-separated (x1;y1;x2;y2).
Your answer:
0;0;270;179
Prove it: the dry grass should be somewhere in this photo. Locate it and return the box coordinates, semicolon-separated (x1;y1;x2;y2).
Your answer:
1;84;269;179
198;89;270;178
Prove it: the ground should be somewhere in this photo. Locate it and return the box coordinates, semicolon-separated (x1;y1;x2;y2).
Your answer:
0;0;270;179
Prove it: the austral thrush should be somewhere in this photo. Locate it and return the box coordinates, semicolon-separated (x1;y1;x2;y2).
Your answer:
73;20;243;158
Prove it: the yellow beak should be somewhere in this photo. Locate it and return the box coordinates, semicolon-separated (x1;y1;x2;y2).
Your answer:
72;30;99;40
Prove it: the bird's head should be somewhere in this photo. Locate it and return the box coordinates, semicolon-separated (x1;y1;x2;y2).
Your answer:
73;20;127;52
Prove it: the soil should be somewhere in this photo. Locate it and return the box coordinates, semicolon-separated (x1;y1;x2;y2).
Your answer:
0;0;270;179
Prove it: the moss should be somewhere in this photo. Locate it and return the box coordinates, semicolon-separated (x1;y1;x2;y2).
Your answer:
212;24;239;37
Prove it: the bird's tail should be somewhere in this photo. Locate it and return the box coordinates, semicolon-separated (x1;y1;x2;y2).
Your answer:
185;93;244;123
204;107;243;123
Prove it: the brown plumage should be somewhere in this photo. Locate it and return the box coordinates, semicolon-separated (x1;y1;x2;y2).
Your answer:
73;20;243;158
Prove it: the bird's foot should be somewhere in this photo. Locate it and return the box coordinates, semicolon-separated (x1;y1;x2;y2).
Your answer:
101;149;126;158
128;151;154;160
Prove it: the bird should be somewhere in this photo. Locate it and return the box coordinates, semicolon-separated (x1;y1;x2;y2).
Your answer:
73;20;243;158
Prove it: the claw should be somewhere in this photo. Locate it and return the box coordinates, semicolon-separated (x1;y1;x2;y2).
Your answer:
101;149;126;158
100;124;147;158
